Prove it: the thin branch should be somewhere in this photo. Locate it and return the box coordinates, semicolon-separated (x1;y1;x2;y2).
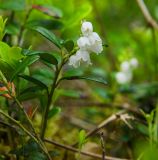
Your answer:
0;119;17;131
136;0;158;30
0;110;51;160
44;139;130;160
100;132;106;160
85;110;125;139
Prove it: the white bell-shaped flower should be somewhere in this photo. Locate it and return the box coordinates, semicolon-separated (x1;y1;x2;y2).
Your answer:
88;32;103;54
81;21;93;36
130;58;138;68
69;21;103;68
69;54;81;68
120;61;130;72
77;36;90;49
116;71;132;84
69;49;91;68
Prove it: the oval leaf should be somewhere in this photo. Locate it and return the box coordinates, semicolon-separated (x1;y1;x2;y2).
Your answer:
10;55;39;81
59;76;107;85
40;53;58;65
32;26;62;49
63;40;74;52
19;75;48;90
32;5;62;18
22;49;48;56
0;0;25;11
48;107;61;119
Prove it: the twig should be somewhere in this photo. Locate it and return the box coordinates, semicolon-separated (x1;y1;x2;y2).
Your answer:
17;8;33;46
85;110;125;139
0;119;17;131
0;110;51;160
100;132;106;160
69;111;125;148
136;0;158;30
44;139;130;160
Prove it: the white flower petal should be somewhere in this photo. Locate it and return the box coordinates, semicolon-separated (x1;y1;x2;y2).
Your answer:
81;21;93;36
76;49;91;64
89;42;103;54
130;58;138;68
77;36;90;49
69;49;91;68
120;61;130;72
69;55;80;68
116;71;132;84
88;32;102;44
86;32;103;54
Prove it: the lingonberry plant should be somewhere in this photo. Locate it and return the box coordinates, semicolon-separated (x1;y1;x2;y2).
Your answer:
0;3;107;159
1;1;158;160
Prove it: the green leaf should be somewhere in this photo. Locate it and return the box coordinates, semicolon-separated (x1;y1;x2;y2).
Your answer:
32;26;62;49
48;107;61;119
31;67;54;86
78;130;86;150
19;75;48;90
19;86;43;101
5;23;20;35
10;55;39;81
32;5;63;18
21;49;47;56
40;53;58;65
0;16;7;40
0;0;25;11
59;76;107;85
0;42;25;79
63;40;74;52
28;151;47;160
0;42;23;69
26;19;63;30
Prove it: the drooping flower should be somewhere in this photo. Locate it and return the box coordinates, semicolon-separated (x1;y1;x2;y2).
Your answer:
69;49;91;68
115;58;139;84
130;58;138;68
77;36;90;49
120;61;130;72
116;71;132;84
69;21;103;68
81;21;93;36
88;32;103;54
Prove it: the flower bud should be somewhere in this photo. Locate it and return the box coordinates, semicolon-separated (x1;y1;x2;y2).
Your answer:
81;21;93;36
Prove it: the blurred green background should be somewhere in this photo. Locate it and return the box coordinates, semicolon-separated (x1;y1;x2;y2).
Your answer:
0;0;158;159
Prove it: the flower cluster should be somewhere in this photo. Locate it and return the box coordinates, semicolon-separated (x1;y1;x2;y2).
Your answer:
69;21;103;68
116;58;138;84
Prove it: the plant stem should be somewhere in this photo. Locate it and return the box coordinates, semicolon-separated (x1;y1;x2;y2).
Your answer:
17;8;33;46
40;62;63;139
13;97;52;160
44;139;129;160
0;110;51;160
0;70;51;159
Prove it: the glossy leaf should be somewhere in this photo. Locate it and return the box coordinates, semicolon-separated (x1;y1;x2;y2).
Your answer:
26;19;63;30
21;49;47;56
0;0;25;11
32;5;62;18
32;26;62;49
10;55;39;81
63;40;74;52
5;23;20;35
59;76;107;85
48;107;61;119
40;53;58;65
19;87;43;101
19;75;48;90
